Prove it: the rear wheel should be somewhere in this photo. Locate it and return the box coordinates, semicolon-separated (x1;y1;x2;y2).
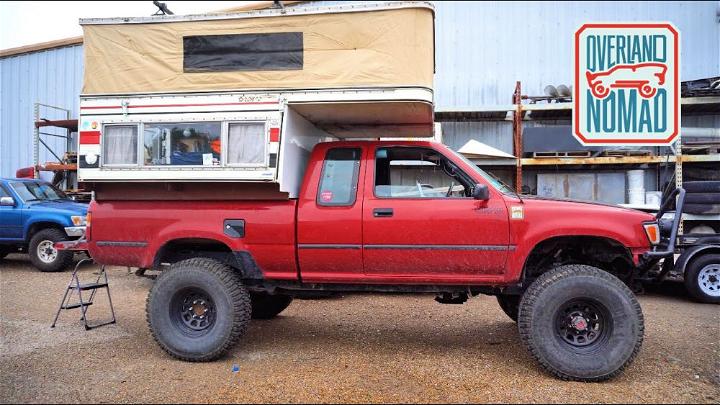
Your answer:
250;293;293;319
28;228;73;272
496;294;520;322
518;265;644;381
146;258;251;361
684;254;720;304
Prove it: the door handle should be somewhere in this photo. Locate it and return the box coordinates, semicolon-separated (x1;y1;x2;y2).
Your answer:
373;208;394;217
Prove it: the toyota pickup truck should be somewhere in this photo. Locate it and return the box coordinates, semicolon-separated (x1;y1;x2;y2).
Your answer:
76;140;678;382
0;178;87;271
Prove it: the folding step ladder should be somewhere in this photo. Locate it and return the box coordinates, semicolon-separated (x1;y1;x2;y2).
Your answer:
51;258;116;330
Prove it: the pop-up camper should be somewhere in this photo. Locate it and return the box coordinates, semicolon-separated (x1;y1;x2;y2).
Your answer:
77;2;435;198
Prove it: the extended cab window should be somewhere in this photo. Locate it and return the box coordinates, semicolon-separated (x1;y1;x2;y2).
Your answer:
317;148;361;206
375;147;471;198
183;33;303;72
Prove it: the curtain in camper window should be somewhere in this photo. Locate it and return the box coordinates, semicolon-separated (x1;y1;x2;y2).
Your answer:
227;123;266;165
103;126;138;165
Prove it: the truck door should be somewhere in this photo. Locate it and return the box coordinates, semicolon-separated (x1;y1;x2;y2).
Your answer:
0;184;24;241
297;146;366;283
362;146;510;283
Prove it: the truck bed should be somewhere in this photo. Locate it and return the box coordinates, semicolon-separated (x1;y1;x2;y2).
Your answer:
87;199;298;280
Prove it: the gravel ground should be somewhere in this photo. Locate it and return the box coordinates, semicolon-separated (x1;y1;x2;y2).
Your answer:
1;254;719;404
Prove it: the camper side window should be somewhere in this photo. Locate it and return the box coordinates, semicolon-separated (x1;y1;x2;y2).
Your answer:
227;123;266;165
103;125;138;165
183;33;303;72
143;122;221;166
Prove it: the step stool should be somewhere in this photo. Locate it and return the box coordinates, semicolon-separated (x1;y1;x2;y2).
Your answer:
51;258;116;330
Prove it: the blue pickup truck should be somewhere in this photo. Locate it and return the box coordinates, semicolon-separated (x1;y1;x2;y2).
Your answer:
0;178;87;272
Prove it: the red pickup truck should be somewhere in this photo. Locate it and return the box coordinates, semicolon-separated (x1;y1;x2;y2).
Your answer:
83;140;671;381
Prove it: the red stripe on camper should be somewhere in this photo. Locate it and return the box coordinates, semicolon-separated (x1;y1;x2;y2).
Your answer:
79;131;101;145
269;128;280;142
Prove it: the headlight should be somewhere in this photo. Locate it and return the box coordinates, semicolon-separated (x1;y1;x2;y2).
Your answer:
71;215;87;226
643;222;660;245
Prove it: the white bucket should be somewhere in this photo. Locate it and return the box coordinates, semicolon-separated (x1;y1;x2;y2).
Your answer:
627;170;645;190
628;189;645;205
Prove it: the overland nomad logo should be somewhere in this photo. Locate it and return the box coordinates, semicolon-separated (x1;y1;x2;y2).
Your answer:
574;23;680;145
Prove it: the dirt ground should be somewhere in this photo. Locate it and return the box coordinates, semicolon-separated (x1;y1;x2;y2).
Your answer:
1;254;718;404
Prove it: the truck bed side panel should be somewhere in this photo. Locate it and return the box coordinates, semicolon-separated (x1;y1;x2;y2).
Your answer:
88;200;298;280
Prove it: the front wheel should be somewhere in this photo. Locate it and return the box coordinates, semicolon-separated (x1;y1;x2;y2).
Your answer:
684;254;720;304
518;265;644;381
146;258;251;362
28;229;73;272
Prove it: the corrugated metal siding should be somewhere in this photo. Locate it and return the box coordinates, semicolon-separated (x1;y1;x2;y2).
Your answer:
1;2;718;174
0;45;83;177
435;1;720;109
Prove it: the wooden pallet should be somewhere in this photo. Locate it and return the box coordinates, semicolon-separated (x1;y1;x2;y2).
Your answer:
532;151;592;158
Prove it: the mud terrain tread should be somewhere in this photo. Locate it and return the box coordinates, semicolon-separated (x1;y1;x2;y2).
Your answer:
145;258;251;362
518;264;644;382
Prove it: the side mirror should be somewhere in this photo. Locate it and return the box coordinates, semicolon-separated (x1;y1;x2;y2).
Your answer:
473;184;490;200
0;196;15;206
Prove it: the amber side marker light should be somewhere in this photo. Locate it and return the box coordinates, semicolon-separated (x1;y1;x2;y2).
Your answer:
643;222;660;245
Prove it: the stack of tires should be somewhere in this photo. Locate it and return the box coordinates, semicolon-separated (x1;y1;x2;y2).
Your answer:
684;181;720;216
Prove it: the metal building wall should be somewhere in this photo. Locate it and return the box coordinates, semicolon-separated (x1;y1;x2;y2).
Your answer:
1;2;718;176
0;45;83;178
435;1;720;151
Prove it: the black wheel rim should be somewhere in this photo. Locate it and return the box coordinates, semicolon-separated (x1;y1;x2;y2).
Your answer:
170;287;216;336
554;299;611;350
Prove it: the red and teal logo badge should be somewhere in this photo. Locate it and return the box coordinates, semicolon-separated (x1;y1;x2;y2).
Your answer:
574;23;680;145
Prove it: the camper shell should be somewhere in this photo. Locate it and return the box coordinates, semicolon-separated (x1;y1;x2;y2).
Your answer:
77;1;436;198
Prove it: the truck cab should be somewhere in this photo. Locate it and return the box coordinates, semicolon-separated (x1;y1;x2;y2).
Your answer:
0;178;87;271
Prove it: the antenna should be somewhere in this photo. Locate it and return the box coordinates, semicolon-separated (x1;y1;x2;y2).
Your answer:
153;1;174;15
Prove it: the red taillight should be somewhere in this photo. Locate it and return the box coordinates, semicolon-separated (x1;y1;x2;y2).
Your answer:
85;211;92;241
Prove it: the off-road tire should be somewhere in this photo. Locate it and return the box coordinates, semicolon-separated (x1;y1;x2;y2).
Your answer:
518;264;644;381
250;292;293;319
683;203;720;215
684;254;720;304
496;294;520;322
684;181;720;193
28;228;73;272
685;193;720;205
146;258;251;362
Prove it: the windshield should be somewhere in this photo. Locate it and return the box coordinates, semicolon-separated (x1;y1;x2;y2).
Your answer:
446;148;516;195
10;181;68;202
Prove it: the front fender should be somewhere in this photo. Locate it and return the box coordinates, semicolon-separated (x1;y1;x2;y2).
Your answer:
675;245;720;274
23;216;71;239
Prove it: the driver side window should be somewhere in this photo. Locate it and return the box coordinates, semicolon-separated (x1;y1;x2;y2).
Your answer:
374;147;470;199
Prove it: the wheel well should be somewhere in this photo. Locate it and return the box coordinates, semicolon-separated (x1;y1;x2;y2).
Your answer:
685;247;720;272
152;238;264;281
154;238;234;268
26;222;65;242
522;236;635;283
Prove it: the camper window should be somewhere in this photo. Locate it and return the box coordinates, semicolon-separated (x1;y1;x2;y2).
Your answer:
183;33;303;73
103;125;138;166
227;123;266;166
143;122;221;166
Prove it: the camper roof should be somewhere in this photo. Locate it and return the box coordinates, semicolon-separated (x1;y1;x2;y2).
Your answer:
80;1;435;95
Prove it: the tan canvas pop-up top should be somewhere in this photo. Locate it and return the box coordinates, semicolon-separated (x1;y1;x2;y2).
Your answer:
81;2;435;95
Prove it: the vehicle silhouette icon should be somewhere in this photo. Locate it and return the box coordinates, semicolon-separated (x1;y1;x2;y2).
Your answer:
585;62;667;99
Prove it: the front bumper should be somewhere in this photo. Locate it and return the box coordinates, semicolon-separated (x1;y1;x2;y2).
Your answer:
64;226;86;237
